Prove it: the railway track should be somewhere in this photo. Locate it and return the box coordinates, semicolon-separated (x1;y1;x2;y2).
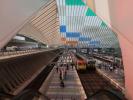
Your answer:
77;70;126;100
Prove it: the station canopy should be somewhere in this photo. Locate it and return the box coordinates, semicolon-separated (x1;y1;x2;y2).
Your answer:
18;0;120;48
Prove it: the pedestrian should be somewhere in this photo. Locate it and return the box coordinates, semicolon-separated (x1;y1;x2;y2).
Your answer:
60;80;65;88
64;69;67;79
55;65;58;73
110;66;113;72
98;63;101;69
72;63;74;69
59;71;62;80
67;64;69;70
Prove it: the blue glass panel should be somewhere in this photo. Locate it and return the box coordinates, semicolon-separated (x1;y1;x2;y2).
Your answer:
60;25;66;32
79;37;91;41
89;41;100;45
66;32;80;37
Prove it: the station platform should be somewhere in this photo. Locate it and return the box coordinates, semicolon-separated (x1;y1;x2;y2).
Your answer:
93;58;125;93
44;66;87;100
97;68;125;92
0;49;54;60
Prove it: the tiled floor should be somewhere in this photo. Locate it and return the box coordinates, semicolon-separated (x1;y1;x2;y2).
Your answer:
46;67;86;100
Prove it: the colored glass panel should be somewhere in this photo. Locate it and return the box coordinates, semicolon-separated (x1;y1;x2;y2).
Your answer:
89;40;100;44
101;21;107;27
61;37;66;41
66;32;80;37
60;25;66;32
66;0;85;6
56;0;119;48
79;37;91;41
86;8;96;16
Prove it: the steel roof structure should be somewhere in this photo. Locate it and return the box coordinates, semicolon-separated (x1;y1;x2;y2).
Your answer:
18;0;120;48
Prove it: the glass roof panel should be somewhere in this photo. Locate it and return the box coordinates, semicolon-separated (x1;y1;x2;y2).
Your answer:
56;0;120;48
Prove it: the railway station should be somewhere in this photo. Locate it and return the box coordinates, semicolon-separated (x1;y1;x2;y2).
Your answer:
0;0;133;100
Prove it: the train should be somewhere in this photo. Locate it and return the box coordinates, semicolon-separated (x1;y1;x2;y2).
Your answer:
76;59;87;70
72;54;96;71
86;57;96;71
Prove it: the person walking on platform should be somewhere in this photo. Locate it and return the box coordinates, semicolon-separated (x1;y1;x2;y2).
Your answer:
64;69;67;79
109;65;113;72
55;65;58;73
59;71;62;80
67;64;69;70
71;63;74;70
59;65;64;80
72;64;74;70
60;79;65;88
59;66;65;88
98;63;102;69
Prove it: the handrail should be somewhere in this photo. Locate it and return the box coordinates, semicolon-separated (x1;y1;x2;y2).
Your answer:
12;89;50;100
88;88;125;100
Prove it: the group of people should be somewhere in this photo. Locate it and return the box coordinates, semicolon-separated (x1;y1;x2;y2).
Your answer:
55;64;70;88
54;52;76;88
98;62;117;72
55;55;75;87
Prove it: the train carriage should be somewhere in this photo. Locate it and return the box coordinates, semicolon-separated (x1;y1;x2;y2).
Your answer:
72;54;87;71
71;53;96;71
76;59;87;70
86;59;96;71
